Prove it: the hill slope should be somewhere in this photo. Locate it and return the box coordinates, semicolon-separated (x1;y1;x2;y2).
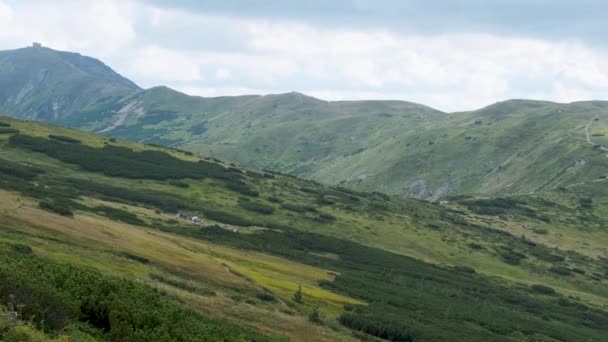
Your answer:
0;116;607;341
0;46;607;200
0;45;139;122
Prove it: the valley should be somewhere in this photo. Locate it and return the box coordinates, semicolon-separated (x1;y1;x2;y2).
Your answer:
0;116;606;341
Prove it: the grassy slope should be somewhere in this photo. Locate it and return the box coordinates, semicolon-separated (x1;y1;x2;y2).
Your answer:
0;115;607;341
83;90;608;200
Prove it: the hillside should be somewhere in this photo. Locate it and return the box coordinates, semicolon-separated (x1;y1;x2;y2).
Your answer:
0;116;607;341
0;45;139;122
0;46;607;201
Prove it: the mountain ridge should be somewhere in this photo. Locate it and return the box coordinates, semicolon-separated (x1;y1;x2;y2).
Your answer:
0;45;606;200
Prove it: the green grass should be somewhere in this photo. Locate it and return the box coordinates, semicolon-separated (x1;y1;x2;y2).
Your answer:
0;116;606;341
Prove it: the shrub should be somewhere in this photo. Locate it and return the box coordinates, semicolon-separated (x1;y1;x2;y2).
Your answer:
9;134;236;181
10;244;32;254
39;200;73;217
293;285;303;303
500;249;527;265
316;213;336;223
281;203;307;213
238;201;275;215
255;292;275;302
549;266;571;276
268;196;282;203
226;180;259;197
454;266;476;274
0;121;10;127
531;284;555;295
0;128;19;134
168;180;190;188
308;308;322;324
91;206;145;226
119;252;150;264
48;134;81;144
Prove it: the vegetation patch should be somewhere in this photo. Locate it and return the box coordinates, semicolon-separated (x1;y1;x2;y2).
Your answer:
0;249;274;341
9;134;236;181
48;134;81;144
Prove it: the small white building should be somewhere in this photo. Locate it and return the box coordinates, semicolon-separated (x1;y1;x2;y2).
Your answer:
191;216;201;224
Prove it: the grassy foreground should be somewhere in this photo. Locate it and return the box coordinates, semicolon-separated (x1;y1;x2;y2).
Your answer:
0;115;607;341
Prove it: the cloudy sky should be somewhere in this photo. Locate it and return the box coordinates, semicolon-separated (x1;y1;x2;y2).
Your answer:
0;0;607;111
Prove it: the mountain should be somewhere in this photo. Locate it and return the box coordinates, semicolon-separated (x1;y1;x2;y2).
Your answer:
0;45;139;121
0;115;607;341
0;45;606;201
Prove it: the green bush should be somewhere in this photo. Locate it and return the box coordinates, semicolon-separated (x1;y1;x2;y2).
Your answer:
0;249;274;341
48;134;81;144
549;266;571;276
281;203;307;213
0;121;10;127
238;201;275;215
9;134;236;181
531;284;556;295
92;206;145;225
0;128;19;134
39;200;74;217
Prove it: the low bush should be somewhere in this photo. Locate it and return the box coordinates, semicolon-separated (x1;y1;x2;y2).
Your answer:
0;128;19;134
48;134;81;144
238;200;275;215
531;284;556;295
549;266;571;276
39;200;74;217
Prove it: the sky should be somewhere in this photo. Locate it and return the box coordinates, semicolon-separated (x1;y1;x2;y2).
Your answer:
0;0;607;111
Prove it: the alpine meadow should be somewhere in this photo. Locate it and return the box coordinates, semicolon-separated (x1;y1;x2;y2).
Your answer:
0;1;608;341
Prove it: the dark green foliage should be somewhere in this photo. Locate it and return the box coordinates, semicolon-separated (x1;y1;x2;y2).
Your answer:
281;203;307;213
48;134;81;144
293;285;303;303
530;247;565;262
189;121;208;135
268;196;282;203
168;180;189;188
454;265;475;274
39;200;74;217
91;206;145;225
9;134;235;181
532;228;548;235
549;266;572;276
499;248;527;265
196;226;608;342
238;200;275;215
0;128;19;134
572;268;585;275
0;121;10;127
579;198;593;210
0;159;45;180
255;292;275;302
531;284;556;295
226;180;259;197
119;252;150;264
203;208;255;227
316;213;336;223
308;308;321;324
10;244;32;254
65;178;186;212
468;243;484;250
263;173;275;179
0;249;275;341
466;197;539;219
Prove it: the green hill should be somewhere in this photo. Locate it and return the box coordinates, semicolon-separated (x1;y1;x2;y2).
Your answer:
0;116;607;341
2;46;606;200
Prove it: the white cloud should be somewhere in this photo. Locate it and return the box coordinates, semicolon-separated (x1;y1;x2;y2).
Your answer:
1;1;608;111
0;0;135;58
128;45;202;83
